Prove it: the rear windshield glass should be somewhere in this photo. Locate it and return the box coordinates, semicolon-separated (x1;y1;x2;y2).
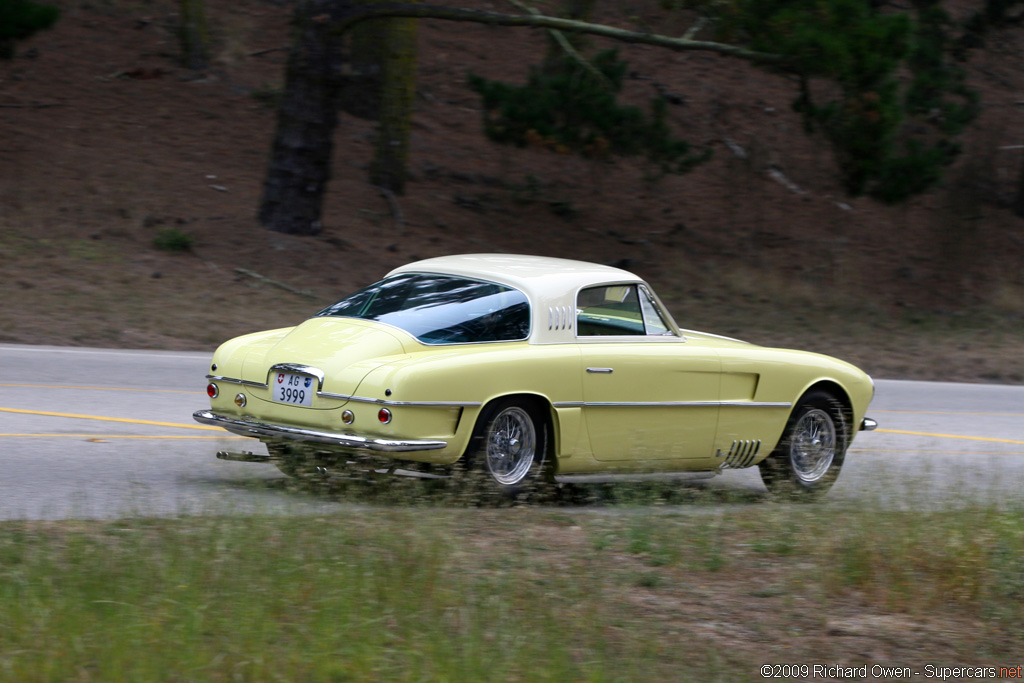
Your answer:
316;273;531;344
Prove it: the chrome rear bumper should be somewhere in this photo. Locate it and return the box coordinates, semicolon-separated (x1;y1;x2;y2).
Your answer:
860;417;878;431
193;410;448;452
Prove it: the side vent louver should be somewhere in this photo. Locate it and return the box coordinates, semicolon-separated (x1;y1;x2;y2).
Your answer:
718;439;762;469
548;306;574;331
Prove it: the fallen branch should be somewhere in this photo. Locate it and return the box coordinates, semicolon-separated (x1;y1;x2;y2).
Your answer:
234;268;317;299
767;166;807;195
506;0;611;89
334;4;782;65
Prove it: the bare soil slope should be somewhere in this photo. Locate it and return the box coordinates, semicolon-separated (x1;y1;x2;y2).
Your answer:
2;0;1023;382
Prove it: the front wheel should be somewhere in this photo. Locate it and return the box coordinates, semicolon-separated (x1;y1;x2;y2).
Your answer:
759;391;849;498
462;399;552;499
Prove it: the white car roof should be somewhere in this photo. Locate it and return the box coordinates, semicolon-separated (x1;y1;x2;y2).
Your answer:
388;254;642;294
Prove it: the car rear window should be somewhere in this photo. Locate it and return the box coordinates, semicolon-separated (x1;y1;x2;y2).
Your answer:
316;273;531;344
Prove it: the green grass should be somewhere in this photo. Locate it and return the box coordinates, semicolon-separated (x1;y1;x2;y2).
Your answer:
1;498;1022;682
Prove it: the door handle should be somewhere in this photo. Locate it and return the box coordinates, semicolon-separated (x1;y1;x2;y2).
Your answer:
586;367;614;374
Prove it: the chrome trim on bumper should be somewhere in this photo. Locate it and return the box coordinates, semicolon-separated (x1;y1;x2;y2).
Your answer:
860;417;878;431
206;374;269;389
193;410;448;452
270;363;325;391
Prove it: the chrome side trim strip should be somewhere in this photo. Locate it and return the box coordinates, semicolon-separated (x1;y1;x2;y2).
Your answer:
551;401;791;408
205;375;481;408
193;410;447;452
573;401;722;408
206;375;269;389
270;363;325;391
317;392;482;408
586;367;614;374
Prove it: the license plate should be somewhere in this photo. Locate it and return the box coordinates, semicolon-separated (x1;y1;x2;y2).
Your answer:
271;372;315;407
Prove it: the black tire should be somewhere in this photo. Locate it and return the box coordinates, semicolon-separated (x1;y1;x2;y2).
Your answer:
759;390;849;499
461;398;552;500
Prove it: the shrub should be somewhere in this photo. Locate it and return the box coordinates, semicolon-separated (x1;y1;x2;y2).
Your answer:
468;49;710;176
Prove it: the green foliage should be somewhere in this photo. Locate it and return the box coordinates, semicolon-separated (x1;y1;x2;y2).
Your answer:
719;0;977;202
152;228;194;252
468;49;710;176
0;0;59;59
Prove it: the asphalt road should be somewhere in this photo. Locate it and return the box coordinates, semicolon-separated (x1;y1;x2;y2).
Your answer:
1;343;1022;520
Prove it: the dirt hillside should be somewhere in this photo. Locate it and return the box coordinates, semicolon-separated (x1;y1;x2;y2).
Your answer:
1;0;1022;383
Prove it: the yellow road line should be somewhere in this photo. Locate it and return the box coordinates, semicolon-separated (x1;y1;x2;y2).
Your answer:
876;428;1024;445
0;434;246;440
0;383;196;394
852;448;1024;456
874;409;1024;417
0;407;222;431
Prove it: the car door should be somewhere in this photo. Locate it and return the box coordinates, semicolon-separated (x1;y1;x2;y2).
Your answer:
576;284;721;462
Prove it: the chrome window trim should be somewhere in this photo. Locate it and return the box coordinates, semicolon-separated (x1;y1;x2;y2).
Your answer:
573;336;687;344
638;284;674;336
573;281;685;341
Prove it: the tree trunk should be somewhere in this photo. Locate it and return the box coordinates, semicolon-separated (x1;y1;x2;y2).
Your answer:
179;0;209;70
370;7;418;193
259;0;349;236
341;3;388;119
1014;149;1024;219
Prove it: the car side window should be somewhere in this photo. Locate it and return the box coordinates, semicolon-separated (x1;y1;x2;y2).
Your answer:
576;285;645;336
639;286;672;336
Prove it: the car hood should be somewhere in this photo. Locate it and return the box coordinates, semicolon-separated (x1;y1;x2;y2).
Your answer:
242;317;410;397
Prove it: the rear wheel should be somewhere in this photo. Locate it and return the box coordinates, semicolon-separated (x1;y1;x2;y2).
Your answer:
759;391;849;498
462;399;552;500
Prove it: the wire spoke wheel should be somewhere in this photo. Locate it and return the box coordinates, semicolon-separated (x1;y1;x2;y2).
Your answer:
759;391;848;498
788;408;836;483
485;406;537;486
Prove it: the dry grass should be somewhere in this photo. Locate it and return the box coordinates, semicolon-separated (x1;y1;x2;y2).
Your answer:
1;499;1021;682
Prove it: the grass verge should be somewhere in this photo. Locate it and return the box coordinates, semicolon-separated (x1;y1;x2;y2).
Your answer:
1;499;1021;682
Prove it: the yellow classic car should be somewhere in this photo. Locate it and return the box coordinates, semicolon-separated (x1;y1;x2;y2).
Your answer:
194;254;876;497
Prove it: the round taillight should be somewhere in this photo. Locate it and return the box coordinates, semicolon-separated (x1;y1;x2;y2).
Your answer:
342;410;355;425
234;393;247;408
378;408;392;424
207;383;219;398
